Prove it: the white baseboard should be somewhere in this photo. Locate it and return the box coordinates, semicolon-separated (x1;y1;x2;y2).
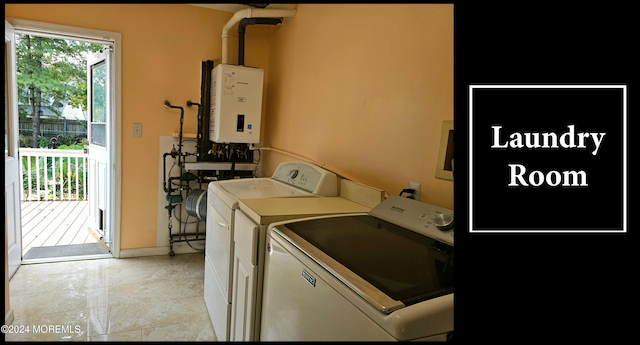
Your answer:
5;308;14;326
118;242;205;258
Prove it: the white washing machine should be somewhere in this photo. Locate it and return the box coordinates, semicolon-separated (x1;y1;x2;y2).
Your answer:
261;195;455;341
204;161;338;341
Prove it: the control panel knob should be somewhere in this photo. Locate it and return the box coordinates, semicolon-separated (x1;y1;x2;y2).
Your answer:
289;169;299;179
434;213;454;230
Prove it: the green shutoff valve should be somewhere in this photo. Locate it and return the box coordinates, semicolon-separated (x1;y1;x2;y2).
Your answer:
165;193;183;211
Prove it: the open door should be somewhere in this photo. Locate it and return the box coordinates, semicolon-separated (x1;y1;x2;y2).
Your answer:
5;20;22;278
87;47;112;252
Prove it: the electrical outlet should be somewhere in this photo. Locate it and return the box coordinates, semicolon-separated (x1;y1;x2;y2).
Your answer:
408;181;421;201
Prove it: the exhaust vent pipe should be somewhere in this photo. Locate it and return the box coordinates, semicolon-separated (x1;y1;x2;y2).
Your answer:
238;17;283;66
221;8;297;64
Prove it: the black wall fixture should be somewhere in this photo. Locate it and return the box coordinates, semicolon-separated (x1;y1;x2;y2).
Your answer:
241;4;270;8
238;17;283;66
198;60;215;160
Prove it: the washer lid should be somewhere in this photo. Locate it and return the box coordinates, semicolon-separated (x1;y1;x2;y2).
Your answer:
276;214;454;312
216;178;315;200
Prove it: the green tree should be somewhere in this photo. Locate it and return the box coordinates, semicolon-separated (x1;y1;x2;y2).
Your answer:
15;34;102;147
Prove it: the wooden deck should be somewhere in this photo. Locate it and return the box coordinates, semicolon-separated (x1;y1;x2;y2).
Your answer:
21;200;98;254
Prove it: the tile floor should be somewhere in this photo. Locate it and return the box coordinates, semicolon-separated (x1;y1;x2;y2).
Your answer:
5;252;217;342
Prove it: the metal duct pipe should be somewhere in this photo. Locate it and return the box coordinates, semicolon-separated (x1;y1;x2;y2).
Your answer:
185;189;207;221
222;8;297;64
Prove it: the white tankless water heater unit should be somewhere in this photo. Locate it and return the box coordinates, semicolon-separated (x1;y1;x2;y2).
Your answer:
210;64;264;144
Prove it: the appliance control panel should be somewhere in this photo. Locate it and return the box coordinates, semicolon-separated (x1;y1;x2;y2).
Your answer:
371;195;454;245
271;162;338;196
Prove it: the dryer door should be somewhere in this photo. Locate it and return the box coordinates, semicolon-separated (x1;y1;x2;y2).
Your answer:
207;201;233;299
230;210;259;341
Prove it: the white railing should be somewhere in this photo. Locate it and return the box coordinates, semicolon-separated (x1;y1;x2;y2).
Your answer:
20;148;88;201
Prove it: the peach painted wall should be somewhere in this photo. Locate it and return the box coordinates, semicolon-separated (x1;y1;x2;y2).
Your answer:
263;4;454;209
4;4;272;250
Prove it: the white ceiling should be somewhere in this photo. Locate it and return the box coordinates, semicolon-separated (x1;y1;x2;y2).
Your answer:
188;4;296;13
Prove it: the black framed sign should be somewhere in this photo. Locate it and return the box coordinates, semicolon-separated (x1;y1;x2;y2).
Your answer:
468;84;627;233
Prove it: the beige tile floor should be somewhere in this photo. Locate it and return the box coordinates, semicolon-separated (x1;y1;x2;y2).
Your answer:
5;253;217;342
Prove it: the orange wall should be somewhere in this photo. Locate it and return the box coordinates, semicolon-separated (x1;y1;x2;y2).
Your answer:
263;4;454;208
4;4;272;250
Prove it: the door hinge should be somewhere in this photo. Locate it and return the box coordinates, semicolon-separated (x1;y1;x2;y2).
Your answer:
100;45;113;53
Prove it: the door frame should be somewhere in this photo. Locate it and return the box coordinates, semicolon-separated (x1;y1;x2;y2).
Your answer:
7;18;122;258
6;20;22;279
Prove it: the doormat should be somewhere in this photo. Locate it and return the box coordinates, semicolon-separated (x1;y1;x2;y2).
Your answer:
23;243;109;260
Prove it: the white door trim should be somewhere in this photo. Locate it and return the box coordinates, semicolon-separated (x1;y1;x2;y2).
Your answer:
5;19;22;279
7;18;122;258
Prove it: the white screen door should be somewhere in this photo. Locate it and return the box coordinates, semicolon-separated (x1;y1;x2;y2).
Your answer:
87;48;112;251
5;20;22;278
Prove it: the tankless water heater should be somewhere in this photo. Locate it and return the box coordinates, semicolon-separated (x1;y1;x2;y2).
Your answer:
210;64;264;144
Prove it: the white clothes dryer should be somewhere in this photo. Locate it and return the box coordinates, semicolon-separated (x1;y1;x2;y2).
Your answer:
204;161;338;341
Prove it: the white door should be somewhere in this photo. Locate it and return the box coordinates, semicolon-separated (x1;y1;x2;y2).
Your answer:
5;20;22;278
87;48;112;251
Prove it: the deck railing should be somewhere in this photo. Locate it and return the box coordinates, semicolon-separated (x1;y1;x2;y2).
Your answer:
20;148;88;201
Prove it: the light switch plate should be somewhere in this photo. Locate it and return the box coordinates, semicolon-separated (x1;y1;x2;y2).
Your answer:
133;123;142;137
